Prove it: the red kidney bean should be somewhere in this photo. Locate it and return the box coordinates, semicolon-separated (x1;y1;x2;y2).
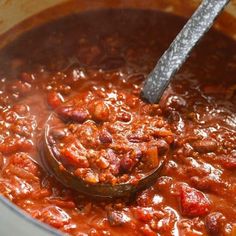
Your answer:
56;106;73;120
192;138;217;153
205;212;225;236
71;107;89;123
99;129;113;144
127;133;150;143
156;139;169;155
106;149;120;176
50;128;67;140
120;156;134;173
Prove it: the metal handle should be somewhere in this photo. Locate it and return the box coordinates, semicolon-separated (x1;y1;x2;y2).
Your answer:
142;0;230;103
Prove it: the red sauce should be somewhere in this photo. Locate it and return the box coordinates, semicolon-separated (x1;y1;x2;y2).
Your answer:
0;9;235;236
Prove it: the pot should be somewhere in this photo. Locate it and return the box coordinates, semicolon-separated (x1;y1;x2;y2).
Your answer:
0;1;235;235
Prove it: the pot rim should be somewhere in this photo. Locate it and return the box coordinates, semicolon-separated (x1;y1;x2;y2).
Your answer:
0;195;62;236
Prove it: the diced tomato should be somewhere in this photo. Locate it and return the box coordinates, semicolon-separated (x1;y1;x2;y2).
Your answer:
179;185;211;217
220;155;236;169
38;206;71;228
133;207;153;222
0;138;34;154
47;91;64;109
140;224;156;236
146;146;159;168
61;144;89;168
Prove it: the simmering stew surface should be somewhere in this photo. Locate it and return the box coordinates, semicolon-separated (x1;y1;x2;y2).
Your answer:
0;9;235;236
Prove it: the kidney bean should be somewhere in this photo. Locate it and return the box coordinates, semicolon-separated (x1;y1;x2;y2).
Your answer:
156;139;169;155
56;106;73;120
192;138;217;153
131;149;143;160
99;129;113;144
120;156;134;173
127;132;150;143
50;128;67;140
107;149;120;176
71;107;89;123
57;105;89;123
205;212;225;236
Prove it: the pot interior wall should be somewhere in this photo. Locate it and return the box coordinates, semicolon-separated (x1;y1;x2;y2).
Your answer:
0;0;236;48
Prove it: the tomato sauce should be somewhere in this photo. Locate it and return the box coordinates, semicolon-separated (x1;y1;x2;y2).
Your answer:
0;9;235;236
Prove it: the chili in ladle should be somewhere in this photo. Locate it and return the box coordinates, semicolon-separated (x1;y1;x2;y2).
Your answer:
41;0;229;198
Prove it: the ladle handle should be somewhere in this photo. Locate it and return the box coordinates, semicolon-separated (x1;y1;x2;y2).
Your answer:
142;0;230;103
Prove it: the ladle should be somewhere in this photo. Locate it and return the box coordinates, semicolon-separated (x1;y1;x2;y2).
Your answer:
142;0;229;103
42;0;229;198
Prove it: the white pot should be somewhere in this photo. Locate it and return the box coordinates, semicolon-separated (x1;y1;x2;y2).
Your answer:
0;1;235;236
